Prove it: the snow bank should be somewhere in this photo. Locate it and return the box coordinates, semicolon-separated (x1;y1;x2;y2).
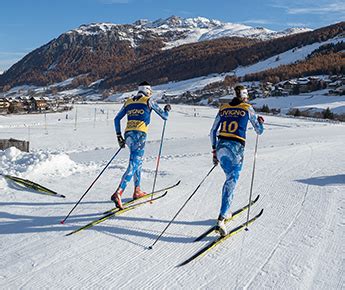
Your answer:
0;147;80;178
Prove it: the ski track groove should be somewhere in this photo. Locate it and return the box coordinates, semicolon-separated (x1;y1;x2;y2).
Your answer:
158;143;297;288
244;143;316;289
193;147;302;288
3;235;101;287
2;109;344;288
192;143;313;288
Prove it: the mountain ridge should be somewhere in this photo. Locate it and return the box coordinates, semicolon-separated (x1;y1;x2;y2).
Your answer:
0;17;343;93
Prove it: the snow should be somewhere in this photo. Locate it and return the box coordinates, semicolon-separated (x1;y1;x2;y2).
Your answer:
66;16;311;51
251;90;345;114
234;36;345;77
107;35;344;103
68;23;120;36
0;147;80;178
0;104;344;288
3;31;341;103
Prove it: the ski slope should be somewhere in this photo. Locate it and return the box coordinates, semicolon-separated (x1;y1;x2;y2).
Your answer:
0;104;344;288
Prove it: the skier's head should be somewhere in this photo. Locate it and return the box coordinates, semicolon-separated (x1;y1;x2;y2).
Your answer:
138;81;153;97
233;85;249;102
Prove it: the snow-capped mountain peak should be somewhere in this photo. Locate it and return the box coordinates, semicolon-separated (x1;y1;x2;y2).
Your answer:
144;15;223;29
68;22;122;36
66;16;311;48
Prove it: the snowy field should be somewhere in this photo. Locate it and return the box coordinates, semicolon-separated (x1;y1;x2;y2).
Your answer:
0;104;344;288
252;90;345;114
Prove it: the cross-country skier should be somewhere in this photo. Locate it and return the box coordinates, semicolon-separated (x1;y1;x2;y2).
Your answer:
111;81;171;209
210;84;264;236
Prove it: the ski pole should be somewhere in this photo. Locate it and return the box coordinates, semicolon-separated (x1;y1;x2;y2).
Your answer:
148;164;217;249
151;120;167;200
60;147;123;224
245;134;259;230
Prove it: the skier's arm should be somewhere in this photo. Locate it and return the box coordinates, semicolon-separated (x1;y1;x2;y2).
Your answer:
148;98;169;120
210;113;221;149
114;105;126;135
248;106;264;135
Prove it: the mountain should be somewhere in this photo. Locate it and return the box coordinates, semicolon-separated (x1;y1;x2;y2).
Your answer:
100;22;344;90
0;16;312;91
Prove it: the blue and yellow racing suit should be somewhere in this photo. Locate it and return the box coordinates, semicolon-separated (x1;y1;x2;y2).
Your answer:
210;98;264;218
114;94;168;191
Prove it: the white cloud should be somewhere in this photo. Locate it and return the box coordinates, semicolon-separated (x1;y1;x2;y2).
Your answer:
270;1;345;16
287;2;345;14
242;19;273;25
286;22;309;27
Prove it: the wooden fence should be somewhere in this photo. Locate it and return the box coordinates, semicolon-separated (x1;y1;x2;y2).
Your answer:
0;138;30;152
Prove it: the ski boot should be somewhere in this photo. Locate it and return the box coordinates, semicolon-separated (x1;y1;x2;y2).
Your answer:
133;186;147;200
111;188;124;210
217;215;227;237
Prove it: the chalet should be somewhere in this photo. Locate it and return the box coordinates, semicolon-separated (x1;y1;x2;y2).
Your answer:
0;98;10;112
17;96;33;111
282;80;298;91
328;80;342;89
334;85;345;95
341;76;345;85
30;96;48;111
8;99;25;113
248;88;262;99
297;78;311;93
271;87;288;97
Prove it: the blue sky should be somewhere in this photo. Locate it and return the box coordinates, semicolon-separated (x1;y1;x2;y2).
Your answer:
0;0;344;72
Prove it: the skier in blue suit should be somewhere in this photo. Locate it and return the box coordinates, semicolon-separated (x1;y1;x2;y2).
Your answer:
210;84;264;236
111;81;171;209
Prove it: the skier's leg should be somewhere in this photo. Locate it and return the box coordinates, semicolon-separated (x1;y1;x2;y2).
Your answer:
111;132;137;208
217;140;244;219
133;132;146;187
219;164;242;218
118;133;137;191
133;132;147;198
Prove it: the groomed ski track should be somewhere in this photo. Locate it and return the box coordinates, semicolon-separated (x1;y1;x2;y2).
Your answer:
0;104;344;288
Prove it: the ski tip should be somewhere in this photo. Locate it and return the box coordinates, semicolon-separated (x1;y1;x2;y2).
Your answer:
60;195;66;198
148;246;153;250
60;220;65;224
177;261;187;267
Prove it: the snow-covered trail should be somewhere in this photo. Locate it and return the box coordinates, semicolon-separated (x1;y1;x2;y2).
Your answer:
0;104;344;288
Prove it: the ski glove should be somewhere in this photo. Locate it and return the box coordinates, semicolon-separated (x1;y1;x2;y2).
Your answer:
117;134;125;148
257;116;265;124
212;149;219;166
164;104;171;112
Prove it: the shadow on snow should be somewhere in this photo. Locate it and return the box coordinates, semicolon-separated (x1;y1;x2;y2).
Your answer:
0;209;215;246
295;174;345;187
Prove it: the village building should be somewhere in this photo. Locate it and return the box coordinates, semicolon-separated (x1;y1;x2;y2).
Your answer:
0;97;10;112
30;96;48;112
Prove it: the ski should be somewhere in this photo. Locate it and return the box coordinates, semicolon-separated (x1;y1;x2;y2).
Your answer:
2;174;65;198
178;209;264;267
66;191;168;236
102;180;181;215
194;195;260;242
